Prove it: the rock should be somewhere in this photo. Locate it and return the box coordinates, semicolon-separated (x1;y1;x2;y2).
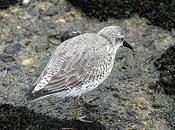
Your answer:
167;104;175;129
3;64;21;72
152;95;168;109
3;43;21;54
27;7;39;16
23;0;30;5
35;44;49;53
47;21;57;29
63;1;73;12
22;58;34;66
42;6;58;16
0;61;6;70
47;34;61;45
143;40;154;48
47;31;81;45
60;31;81;42
0;53;15;62
154;43;175;95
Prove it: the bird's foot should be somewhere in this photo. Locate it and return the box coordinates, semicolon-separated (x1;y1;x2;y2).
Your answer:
75;115;92;123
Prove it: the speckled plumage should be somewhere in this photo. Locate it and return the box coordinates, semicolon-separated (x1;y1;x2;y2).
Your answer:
26;26;125;101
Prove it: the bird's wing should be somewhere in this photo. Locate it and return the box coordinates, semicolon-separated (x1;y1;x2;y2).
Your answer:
27;39;112;100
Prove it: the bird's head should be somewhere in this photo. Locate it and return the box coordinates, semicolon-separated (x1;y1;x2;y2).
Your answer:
98;26;133;50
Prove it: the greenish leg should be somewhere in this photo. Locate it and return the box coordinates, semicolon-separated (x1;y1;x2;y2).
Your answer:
80;96;97;107
73;97;91;122
73;97;79;120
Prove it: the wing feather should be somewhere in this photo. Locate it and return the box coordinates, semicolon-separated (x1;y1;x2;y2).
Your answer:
28;35;113;100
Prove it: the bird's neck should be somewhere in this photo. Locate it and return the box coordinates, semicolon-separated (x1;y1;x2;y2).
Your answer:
115;43;122;52
111;43;122;59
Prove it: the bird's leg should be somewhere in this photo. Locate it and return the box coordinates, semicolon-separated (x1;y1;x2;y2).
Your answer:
80;96;97;107
73;97;91;122
73;97;80;120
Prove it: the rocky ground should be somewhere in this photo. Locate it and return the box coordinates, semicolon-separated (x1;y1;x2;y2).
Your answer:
0;0;175;130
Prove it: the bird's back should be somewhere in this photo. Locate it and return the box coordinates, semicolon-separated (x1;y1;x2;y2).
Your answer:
26;33;114;101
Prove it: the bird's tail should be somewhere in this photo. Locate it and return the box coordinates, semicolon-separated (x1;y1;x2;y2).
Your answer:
26;93;45;102
25;86;51;102
25;85;39;102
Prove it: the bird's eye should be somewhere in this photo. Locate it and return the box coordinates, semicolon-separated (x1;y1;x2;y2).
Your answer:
120;38;124;41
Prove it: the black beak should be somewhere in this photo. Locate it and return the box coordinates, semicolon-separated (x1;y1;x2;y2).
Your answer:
123;41;133;49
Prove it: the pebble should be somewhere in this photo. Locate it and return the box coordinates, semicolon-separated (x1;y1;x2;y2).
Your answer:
0;53;15;62
22;58;34;66
3;43;21;54
63;1;73;12
47;31;81;45
0;62;6;70
4;64;21;72
60;31;81;42
35;44;49;52
43;6;58;16
27;7;39;16
58;19;66;23
47;21;57;29
143;40;154;48
23;0;31;5
47;34;61;45
152;95;168;109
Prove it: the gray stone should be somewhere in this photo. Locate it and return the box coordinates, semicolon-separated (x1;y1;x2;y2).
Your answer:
47;21;57;29
143;40;154;48
4;64;21;72
43;6;58;16
27;7;39;16
3;43;21;54
0;53;14;62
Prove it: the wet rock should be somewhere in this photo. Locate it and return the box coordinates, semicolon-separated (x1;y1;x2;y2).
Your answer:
3;43;21;55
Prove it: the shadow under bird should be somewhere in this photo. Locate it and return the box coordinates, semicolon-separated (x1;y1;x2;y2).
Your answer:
26;26;133;122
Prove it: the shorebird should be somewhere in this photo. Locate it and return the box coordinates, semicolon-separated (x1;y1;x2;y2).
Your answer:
26;26;133;121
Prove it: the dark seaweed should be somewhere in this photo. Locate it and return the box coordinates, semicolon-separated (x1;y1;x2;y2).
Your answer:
154;44;175;95
0;0;22;9
0;103;106;130
67;0;175;31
